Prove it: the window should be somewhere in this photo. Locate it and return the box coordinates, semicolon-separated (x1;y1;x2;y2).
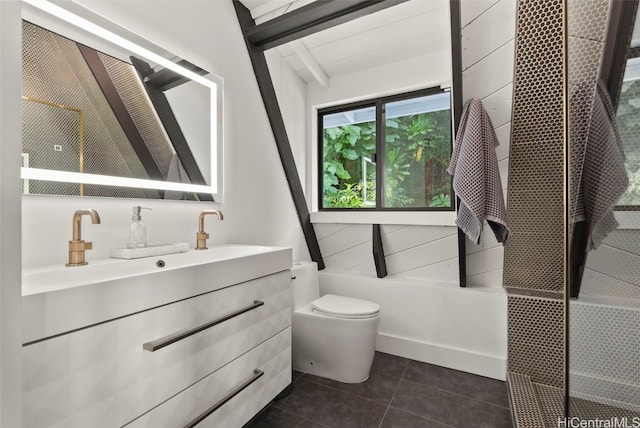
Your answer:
318;88;453;210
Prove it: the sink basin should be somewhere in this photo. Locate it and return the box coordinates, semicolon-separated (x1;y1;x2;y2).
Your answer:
22;244;292;343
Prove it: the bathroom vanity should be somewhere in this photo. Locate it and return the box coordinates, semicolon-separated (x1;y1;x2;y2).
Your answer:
22;245;292;427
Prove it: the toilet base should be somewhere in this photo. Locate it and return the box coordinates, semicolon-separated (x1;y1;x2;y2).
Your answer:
292;307;379;384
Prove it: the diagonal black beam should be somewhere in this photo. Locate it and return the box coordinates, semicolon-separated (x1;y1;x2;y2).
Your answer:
130;56;213;201
234;0;325;270
244;0;409;51
143;59;209;92
78;44;164;181
450;0;466;288
373;224;387;278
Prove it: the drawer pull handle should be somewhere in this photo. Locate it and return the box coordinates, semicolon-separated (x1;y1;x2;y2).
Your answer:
184;368;265;428
142;300;264;352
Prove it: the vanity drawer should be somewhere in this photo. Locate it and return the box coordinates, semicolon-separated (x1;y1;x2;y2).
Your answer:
22;270;291;428
126;327;291;428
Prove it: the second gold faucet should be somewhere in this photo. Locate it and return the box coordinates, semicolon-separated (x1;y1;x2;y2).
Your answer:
196;210;223;250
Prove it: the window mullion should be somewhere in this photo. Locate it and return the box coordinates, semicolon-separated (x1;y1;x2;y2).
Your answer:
376;100;385;209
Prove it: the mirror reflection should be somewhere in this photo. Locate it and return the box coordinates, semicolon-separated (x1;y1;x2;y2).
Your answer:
568;0;640;418
615;11;640;206
21;1;220;201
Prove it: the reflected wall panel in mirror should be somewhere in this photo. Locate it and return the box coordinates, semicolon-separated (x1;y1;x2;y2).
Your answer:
21;0;223;201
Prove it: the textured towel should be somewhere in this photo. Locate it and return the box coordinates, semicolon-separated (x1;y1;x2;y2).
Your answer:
574;80;628;250
448;99;509;245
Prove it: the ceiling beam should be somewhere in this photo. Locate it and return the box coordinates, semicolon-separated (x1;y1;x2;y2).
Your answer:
244;0;410;51
250;0;296;19
288;40;329;87
250;0;315;23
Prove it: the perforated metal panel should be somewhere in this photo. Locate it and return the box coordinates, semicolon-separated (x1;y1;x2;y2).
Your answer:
509;0;565;150
508;295;564;388
533;382;640;426
505;4;567;424
508;0;640;424
21;21;159;198
505;0;566;293
533;383;564;428
507;372;546;428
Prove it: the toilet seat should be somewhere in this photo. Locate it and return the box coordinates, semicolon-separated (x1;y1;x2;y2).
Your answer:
310;294;380;319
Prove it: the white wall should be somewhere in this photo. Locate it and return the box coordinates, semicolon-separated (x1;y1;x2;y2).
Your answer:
0;1;23;426
9;0;519;411
303;0;515;287
21;0;311;268
267;0;517;379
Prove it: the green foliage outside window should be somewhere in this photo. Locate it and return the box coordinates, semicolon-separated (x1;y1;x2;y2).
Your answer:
322;110;452;209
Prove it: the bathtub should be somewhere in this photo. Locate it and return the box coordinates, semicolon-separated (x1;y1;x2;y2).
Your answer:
318;269;508;380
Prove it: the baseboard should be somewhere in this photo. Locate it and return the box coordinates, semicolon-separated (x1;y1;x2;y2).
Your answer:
376;332;506;380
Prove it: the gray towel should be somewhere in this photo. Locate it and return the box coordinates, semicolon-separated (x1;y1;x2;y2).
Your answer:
448;99;509;245
575;80;628;250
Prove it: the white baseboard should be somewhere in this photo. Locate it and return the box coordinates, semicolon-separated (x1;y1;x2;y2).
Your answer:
376;332;507;381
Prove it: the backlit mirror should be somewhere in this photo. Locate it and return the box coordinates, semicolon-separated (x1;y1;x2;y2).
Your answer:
21;0;223;201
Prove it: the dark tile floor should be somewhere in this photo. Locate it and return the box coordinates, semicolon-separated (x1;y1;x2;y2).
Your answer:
246;352;513;428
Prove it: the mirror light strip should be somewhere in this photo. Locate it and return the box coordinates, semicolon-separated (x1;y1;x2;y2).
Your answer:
21;168;215;194
23;0;213;87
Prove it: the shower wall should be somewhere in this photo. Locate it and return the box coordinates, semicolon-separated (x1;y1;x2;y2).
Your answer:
567;0;640;415
504;1;566;424
507;0;640;425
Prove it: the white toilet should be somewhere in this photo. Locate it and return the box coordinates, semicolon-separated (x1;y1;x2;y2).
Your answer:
291;261;380;383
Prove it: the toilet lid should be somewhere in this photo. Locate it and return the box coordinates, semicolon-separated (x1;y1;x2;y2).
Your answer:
311;294;380;319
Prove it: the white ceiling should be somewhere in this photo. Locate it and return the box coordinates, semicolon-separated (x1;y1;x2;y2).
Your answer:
239;0;450;86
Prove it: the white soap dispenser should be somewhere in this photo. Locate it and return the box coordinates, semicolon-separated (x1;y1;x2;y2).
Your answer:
126;206;151;249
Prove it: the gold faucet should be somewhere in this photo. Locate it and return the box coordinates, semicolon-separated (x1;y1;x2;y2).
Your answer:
196;210;223;250
66;209;101;267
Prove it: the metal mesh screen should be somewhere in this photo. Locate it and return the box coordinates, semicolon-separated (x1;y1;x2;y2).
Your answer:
507;372;546;428
508;295;564;388
21;98;81;196
21;21;160;198
505;2;567;422
507;0;640;424
504;0;566;293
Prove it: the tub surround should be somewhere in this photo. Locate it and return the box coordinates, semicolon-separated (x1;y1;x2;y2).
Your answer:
320;269;508;381
22;245;292;427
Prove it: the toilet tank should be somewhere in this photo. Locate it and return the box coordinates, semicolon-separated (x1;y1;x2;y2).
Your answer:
291;261;320;310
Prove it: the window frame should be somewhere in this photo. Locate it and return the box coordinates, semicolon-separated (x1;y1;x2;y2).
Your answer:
317;86;455;212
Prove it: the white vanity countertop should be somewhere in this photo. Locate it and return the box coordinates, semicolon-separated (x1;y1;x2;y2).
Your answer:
22;244;292;343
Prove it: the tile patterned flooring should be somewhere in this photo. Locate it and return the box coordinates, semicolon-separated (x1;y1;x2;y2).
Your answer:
246;352;513;428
